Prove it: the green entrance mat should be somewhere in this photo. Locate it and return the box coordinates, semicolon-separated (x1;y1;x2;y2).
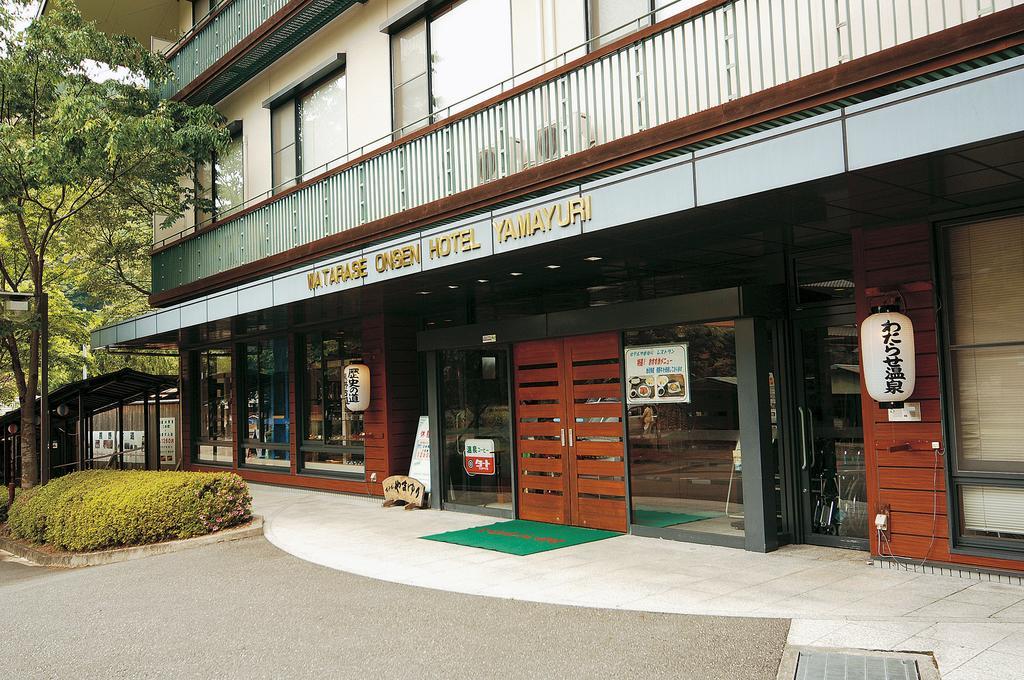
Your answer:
421;520;620;556
632;508;720;528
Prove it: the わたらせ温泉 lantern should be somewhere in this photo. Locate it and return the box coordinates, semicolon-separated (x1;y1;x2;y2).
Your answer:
860;305;916;408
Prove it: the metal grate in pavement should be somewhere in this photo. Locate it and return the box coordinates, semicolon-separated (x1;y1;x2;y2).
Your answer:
794;651;920;680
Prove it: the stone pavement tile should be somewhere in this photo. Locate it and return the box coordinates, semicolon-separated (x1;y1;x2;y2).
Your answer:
831;594;941;619
812;620;934;650
874;576;972;601
786;619;849;645
988;630;1024;659
618;586;719;614
994;601;1024;621
909;598;1008;619
946;583;1024;609
919;621;1020;649
895;635;984;674
943;650;1024;680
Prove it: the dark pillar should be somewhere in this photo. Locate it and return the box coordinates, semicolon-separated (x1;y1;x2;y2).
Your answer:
116;400;124;470
425;350;442;510
142;393;152;470
736;317;779;553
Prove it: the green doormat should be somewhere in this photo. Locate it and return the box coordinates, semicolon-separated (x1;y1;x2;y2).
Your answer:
421;520;620;556
632;508;720;528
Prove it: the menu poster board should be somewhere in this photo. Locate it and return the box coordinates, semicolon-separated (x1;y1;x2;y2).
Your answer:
624;344;691;404
408;415;432;492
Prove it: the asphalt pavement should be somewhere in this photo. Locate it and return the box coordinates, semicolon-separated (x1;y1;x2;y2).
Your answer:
0;537;789;679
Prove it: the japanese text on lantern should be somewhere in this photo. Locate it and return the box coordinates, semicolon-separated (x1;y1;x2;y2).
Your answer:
882;320;907;395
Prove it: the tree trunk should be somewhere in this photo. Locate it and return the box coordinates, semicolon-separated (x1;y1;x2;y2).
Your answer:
20;329;40;488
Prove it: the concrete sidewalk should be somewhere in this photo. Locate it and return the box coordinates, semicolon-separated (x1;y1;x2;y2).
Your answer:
254;483;1024;679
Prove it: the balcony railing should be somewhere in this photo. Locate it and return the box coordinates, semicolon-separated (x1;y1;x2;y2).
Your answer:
152;0;1023;293
160;0;363;102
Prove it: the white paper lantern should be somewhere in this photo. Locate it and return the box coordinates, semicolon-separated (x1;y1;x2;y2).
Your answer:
860;305;916;408
344;363;370;412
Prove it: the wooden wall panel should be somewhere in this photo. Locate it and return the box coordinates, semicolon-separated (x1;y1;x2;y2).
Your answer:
854;223;1024;573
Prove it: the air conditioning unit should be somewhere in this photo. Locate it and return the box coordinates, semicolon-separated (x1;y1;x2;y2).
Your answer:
535;113;597;164
476;138;524;182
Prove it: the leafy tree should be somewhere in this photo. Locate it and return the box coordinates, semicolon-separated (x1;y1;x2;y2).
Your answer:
0;0;227;487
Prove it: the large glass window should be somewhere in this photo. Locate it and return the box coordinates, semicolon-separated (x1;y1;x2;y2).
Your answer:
439;349;513;512
589;0;652;48
271;103;296;193
242;337;291;469
390;0;513;131
299;72;348;180
214;131;244;218
391;20;429;135
430;0;513;116
196;348;233;465
625;322;742;538
944;215;1024;548
301;332;365;477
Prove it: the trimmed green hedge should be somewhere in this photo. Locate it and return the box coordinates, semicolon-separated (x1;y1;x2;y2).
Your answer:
6;470;251;552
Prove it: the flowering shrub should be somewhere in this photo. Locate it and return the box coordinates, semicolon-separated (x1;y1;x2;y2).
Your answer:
7;470;251;552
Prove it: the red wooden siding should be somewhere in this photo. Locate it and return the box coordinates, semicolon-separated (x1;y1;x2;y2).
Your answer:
853;223;1024;572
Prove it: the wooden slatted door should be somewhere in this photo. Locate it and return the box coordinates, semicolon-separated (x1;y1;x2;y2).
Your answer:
514;338;572;525
513;333;627;532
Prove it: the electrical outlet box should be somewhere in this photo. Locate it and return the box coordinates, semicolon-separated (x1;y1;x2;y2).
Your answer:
888;402;922;422
874;513;888;531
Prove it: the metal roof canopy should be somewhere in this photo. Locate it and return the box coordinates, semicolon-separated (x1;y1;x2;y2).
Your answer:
0;368;177;426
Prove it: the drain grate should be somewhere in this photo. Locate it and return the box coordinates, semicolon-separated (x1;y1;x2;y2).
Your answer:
794;651;920;680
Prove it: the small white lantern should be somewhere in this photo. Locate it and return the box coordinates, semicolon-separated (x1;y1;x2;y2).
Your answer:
860;305;916;408
344;363;370;412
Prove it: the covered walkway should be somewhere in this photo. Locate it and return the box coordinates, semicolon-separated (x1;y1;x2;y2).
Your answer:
1;368;178;485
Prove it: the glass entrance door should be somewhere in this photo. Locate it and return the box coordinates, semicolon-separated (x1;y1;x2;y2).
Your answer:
794;313;869;549
438;349;514;515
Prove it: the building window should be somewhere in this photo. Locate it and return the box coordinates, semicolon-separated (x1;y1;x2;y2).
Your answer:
191;0;219;26
271;103;296;192
242;337;291;469
214;129;244;218
390;0;513;132
391;19;429;136
298;72;348;180
588;0;653;48
195;127;243;223
301;332;365;477
943;214;1024;549
270;70;347;191
196;347;233;465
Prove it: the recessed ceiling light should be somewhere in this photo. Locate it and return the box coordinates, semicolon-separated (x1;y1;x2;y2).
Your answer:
585;256;603;262
546;264;561;269
416;290;431;295
477;279;489;283
443;319;452;322
510;272;523;276
447;284;459;289
426;321;436;326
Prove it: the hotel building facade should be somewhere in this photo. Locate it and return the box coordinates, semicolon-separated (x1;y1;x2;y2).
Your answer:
76;0;1024;572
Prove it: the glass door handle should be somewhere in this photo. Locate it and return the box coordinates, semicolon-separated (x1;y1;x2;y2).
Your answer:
798;406;808;469
807;408;817;469
568;428;575;447
560;428;566;446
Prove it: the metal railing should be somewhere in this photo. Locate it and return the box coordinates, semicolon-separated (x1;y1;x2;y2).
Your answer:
158;0;289;99
152;0;1021;292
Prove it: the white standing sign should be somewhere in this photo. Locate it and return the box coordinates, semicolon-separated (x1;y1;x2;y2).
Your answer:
159;417;176;464
408;415;432;493
624;344;691;404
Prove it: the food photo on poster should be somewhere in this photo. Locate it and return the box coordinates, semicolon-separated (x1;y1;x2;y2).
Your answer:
624;344;691;404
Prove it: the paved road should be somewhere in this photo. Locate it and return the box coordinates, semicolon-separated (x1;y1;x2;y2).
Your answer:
0;537;789;679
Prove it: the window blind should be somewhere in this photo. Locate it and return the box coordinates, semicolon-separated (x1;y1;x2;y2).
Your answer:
962;485;1024;537
947;216;1024;474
